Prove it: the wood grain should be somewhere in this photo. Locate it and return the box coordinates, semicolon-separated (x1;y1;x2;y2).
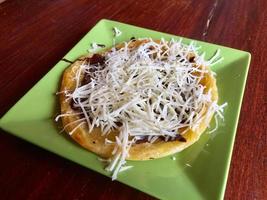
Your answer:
0;0;266;199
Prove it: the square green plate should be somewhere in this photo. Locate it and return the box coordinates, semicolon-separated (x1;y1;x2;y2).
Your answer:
0;19;250;200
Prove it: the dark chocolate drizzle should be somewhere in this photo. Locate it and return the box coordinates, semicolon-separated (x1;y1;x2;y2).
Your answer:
88;54;105;66
135;134;187;144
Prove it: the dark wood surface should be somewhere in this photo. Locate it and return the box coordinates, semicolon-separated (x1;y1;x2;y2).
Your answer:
0;0;266;199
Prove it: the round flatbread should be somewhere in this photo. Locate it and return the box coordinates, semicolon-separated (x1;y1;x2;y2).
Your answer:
59;39;218;161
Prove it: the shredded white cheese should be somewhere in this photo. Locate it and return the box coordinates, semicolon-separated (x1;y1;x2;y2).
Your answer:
63;38;226;180
88;42;100;53
113;27;122;37
88;42;105;53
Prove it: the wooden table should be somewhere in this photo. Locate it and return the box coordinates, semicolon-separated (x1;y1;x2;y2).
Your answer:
0;0;266;199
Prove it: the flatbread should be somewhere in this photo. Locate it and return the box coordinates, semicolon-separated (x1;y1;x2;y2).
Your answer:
59;40;218;160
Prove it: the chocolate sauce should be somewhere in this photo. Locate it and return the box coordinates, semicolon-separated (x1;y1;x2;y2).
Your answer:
135;134;187;144
81;73;92;85
70;99;81;111
172;134;187;142
189;56;195;63
81;54;106;86
89;54;105;66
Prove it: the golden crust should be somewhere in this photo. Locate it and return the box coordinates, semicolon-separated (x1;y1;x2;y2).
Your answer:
59;40;218;160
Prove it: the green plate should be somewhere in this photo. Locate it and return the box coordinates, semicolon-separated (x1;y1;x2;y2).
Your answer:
0;19;250;200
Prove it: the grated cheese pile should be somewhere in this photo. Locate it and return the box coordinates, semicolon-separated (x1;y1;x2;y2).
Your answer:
64;38;226;180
